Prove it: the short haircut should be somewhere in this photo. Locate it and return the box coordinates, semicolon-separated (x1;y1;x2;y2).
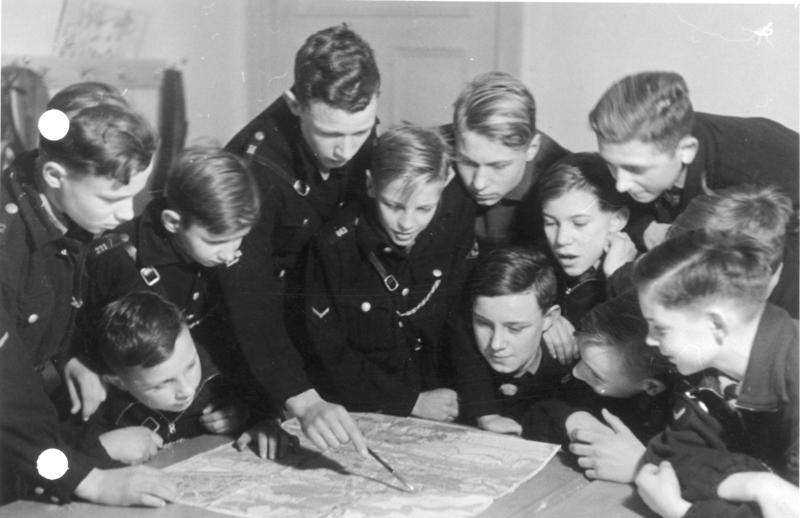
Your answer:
667;184;794;272
469;246;557;311
577;292;671;378
165;146;260;235
38;102;156;185
97;291;184;373
46;81;129;115
589;71;694;152
370;124;449;201
535;152;629;213
633;230;773;318
293;23;380;112
453;71;536;150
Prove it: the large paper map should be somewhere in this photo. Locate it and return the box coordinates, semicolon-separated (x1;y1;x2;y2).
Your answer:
165;413;560;518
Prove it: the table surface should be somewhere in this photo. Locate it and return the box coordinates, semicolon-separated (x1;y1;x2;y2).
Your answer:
0;433;655;518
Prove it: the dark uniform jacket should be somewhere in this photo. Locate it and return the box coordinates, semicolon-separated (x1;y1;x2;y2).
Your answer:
643;304;799;518
0;151;103;504
225;96;376;279
440;123;570;251
75;197;310;409
79;345;234;448
303;180;477;416
629;112;799;316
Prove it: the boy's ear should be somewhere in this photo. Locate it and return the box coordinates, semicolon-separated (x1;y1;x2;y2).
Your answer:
768;262;783;293
541;304;562;332
365;169;376;198
41;161;69;189
283;90;303;117
444;165;456;186
676;135;699;166
707;309;728;345
610;207;630;233
102;373;126;392
160;209;183;234
641;377;667;397
525;133;541;162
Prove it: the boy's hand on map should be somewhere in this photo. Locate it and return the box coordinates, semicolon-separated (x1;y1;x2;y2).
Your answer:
718;472;799;518
235;417;300;459
602;231;637;277
568;409;645;483
63;356;107;421
411;388;459;422
74;466;177;507
476;414;522;435
200;401;249;435
635;461;692;518
98;426;163;465
542;315;578;365
285;388;369;457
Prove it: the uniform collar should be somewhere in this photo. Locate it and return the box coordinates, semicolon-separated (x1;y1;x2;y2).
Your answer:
5;150;89;250
737;303;797;411
135;198;194;267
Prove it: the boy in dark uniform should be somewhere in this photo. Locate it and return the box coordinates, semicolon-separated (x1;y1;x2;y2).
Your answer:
457;246;589;441
79;292;294;464
303;125;476;421
444;71;569;251
633;231;798;518
0;83;177;506
225;23;379;279
589;70;799;251
225;23;380;454
73;146;366;457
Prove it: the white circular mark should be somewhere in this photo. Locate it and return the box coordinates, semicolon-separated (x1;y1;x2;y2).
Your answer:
360;302;371;313
38;110;70;141
4;203;18;215
36;448;68;480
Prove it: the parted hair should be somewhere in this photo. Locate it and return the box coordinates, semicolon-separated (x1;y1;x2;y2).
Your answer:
577;291;671;378
453;71;536;150
589;71;694;152
633;230;774;317
293;23;380;112
97;291;183;373
370;124;449;200
535;152;629;213
165;146;260;235
469;246;557;311
39;84;156;185
667;184;794;272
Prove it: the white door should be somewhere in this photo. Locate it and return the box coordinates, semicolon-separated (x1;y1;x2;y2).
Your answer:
243;0;523;127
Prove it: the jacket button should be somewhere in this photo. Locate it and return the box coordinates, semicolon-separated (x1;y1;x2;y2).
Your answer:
432;269;442;278
34;487;44;495
360;302;371;313
401;288;409;296
4;203;18;214
383;247;392;254
59;249;68;256
27;314;39;324
50;496;59;504
254;131;265;141
302;218;309;226
192;292;199;300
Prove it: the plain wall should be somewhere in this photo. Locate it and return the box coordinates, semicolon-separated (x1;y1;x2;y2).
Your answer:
522;3;799;151
2;2;797;149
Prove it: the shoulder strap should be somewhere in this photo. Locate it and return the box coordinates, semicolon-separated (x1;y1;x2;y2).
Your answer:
245;131;311;197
